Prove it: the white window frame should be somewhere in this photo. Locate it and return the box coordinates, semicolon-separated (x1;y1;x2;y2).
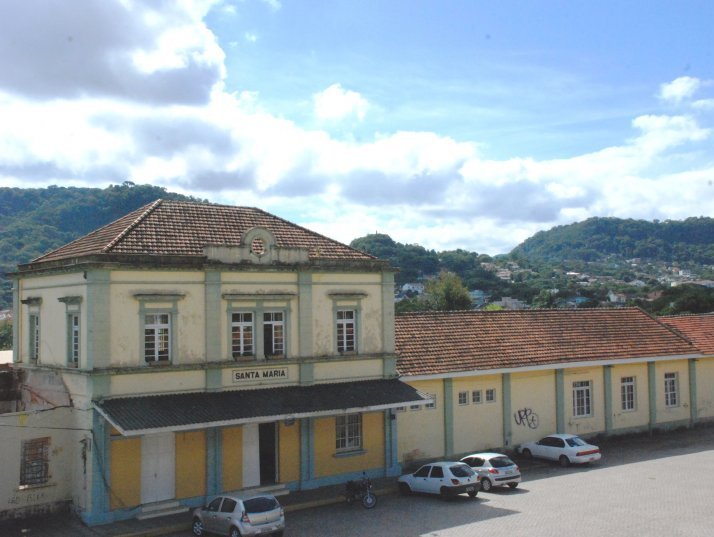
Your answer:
621;376;636;411
69;313;80;367
458;391;469;405
425;393;436;409
144;312;171;362
572;380;592;418
664;372;679;408
472;390;482;404
20;437;50;487
231;312;254;359
263;311;285;358
29;313;40;364
485;388;496;403
335;414;362;451
336;309;356;353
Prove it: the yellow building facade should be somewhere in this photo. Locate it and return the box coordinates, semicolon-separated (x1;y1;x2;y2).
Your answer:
395;309;711;463
10;200;424;524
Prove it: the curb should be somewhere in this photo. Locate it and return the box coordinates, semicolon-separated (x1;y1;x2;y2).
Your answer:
111;486;397;537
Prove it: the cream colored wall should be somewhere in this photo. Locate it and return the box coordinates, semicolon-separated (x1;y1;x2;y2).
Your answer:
696;357;714;419
397;379;444;462
311;273;384;356
110;370;206;397
109;271;206;367
313;359;384;382
452;375;503;454
0;408;78;517
610;364;650;431
510;370;557;445
564;366;605;435
655;360;691;424
17;273;87;367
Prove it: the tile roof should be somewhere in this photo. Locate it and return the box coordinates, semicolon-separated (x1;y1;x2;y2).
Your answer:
94;378;427;436
31;199;375;264
659;313;714;354
395;308;700;377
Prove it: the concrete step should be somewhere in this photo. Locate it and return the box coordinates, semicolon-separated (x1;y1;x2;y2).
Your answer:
137;500;189;520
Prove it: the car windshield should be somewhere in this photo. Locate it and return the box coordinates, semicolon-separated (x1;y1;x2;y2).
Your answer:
243;496;279;513
449;464;475;477
490;456;516;468
566;436;587;447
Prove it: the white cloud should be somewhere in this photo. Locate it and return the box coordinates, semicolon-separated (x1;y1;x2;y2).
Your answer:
0;4;712;255
313;84;370;122
659;76;701;104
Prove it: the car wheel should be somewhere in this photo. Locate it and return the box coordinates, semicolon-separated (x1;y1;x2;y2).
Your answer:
559;455;570;467
480;478;492;492
522;448;532;460
230;526;241;537
399;482;411;496
273;531;284;537
439;486;451;500
192;518;204;536
508;482;519;489
467;489;478;498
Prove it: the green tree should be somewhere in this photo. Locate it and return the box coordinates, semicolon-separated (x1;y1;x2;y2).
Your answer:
423;271;473;311
0;321;11;350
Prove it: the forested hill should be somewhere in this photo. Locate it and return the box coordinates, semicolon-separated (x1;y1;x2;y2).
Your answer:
511;217;714;264
0;183;202;308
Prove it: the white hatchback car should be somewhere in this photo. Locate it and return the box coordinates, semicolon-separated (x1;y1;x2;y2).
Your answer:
459;452;521;491
398;461;480;498
192;493;284;537
518;433;601;467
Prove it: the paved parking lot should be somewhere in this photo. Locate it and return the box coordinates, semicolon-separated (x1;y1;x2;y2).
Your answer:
173;424;714;537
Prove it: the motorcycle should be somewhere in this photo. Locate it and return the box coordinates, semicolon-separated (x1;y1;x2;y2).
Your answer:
344;473;377;509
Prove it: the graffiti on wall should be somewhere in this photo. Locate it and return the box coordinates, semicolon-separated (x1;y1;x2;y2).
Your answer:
513;407;539;429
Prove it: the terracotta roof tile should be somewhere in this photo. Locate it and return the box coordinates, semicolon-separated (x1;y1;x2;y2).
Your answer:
395;308;699;377
659;313;714;354
31;199;375;264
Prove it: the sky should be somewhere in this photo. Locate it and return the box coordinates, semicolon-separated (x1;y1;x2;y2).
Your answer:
0;0;713;255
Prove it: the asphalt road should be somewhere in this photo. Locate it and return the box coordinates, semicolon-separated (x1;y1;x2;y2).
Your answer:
174;425;714;537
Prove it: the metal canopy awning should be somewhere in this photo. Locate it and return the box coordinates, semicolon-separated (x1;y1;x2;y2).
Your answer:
94;378;428;436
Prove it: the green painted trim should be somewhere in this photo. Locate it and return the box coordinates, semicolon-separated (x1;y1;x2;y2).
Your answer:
216;428;225;493
300;418;314;482
86;269;111;369
206;428;220;496
384;410;399;475
555;369;565;433
689;359;698;424
299;362;314;385
89;411;109;519
502;373;512;448
648;362;657;429
298;272;313;358
205;367;222;391
12;282;19;363
205;271;222;361
444;378;454;457
382;272;395;354
383;355;397;378
604;366;613;433
92;374;111;400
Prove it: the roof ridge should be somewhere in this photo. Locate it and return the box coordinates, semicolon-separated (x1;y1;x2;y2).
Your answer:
102;199;163;253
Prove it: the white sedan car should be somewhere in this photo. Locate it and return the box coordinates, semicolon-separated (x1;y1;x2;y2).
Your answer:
518;433;601;467
460;452;521;491
398;461;480;498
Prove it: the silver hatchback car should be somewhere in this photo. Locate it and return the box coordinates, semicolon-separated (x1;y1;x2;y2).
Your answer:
192;493;285;537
